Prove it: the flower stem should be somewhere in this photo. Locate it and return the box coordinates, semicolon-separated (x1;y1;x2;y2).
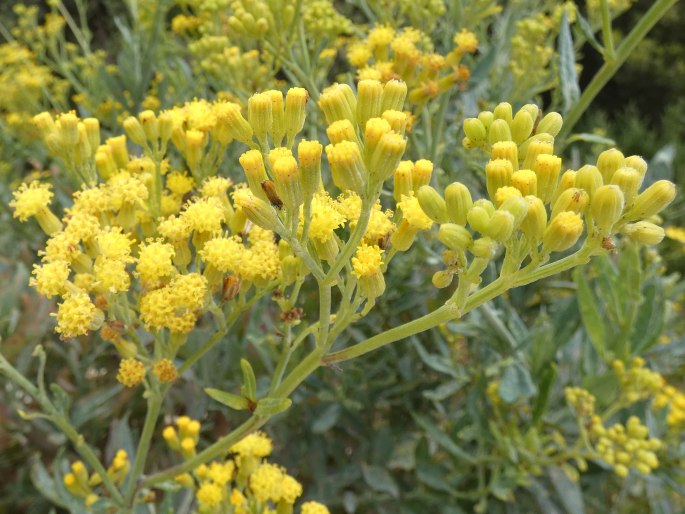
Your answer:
559;0;679;140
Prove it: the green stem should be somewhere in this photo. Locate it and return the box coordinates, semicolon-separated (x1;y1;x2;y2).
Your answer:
430;90;451;163
316;282;332;347
0;354;125;505
140;414;265;488
558;0;678;140
123;392;163;504
324;198;373;284
599;0;616;60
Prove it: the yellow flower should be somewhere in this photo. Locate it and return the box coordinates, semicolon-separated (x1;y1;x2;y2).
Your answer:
181;197;225;235
249;463;284;503
665;226;685;244
196;481;223;507
152;359;178;383
397;193;433;230
303;191;347;243
30;260;70;298
301;502;331;514
10;181;53;221
54;291;101;339
116;359;146;388
137;240;176;288
230;432;273;458
352;244;384;278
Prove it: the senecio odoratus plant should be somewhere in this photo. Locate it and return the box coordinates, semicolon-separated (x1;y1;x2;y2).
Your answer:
2;79;676;512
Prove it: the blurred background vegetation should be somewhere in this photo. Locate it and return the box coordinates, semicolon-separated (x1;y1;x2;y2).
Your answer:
0;0;684;513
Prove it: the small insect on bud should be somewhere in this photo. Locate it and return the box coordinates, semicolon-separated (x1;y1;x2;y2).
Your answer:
445;182;473;225
438;223;473;251
624;180;677;221
596;148;625;183
622;221;665;245
485;159;513;200
536;112;563;137
261;180;283;209
417;185;448;224
543;211;584;253
591;185;624;234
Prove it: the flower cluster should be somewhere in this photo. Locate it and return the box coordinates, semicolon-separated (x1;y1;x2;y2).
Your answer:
63;450;130;508
346;24;476;107
164;421;329;514
612;357;664;404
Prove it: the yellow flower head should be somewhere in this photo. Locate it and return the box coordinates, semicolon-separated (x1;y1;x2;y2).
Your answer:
137;240;176;288
201;176;233;198
352;244;384;278
96;227;134;262
181;197;225;234
94;257;130;293
200;236;245;273
230;431;273;458
397;193;433;230
54;291;100;339
117;359;146;387
10;181;53;221
196;481;224;507
302;502;331;514
72;185;112;216
304;191;347;243
166;171;196;197
153;359;178;383
249;463;284;503
30;260;70;298
454;29;478;53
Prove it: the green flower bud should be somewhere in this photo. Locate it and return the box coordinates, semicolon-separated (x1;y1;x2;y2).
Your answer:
464;118;487;143
485;159;513;200
519;133;554;165
239;150;269;200
591;185;624;234
610;166;642;206
622;221;665;245
536;112;563;137
491;141;519;171
552;170;577;205
485;210;515;242
239;193;283;232
500;195;529;228
266;90;285;147
369;132;406;184
552;188;589;219
521;196;547;244
493;102;513;125
432;270;454;289
467;205;491;234
624;180;676;220
470;237;498;258
477;110;494;130
418;185;448;224
543;211;584;253
123;116;147;147
575;164;603;199
326;141;366;194
519;104;539;123
272;155;303;211
438;223;473;251
523;138;554;170
533;154;562;204
511;110;534;144
318;83;356;125
412;159;433;192
284;87;308;144
382;109;408;135
393;161;413;202
248;92;273;144
624;155;647;178
445;182;473;225
297;140;323;199
488;119;512;146
381;80;407;112
596;148;625;183
83;118;101;151
326;119;358;145
357;79;383;127
473;198;496;217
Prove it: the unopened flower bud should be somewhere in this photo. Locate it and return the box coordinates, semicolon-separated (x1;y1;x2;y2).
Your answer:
357;79;383;127
512;169;537;197
107;135;129;169
610;166;642;206
523;138;554;170
393;161;413;202
138;110;158;142
432;270;454;288
318;83;356;125
239;150;269;200
326;119;358;144
493;102;513;125
624;180;676;220
575;164;603;199
123;116;147;147
236;193;283;232
471;237;497;258
382;109;408;134
381;80;407;112
521;195;547;244
364;117;392;160
597;148;625;183
533;154;562;203
184;130;206;171
412;159;433;191
83;118;101;150
265;90;285;146
297;140;323;198
552;170;577;205
326;141;366;194
543;211;584;253
591;185;624;234
511;110;534;144
417;185;448;224
485;159;513;200
369;132;406;184
284;87;308;144
499;195;529;227
491;141;519;171
486;210;515;242
248;92;273;144
536;112;563;137
488;119;512;146
624;155;647;178
445;182;472;225
520;104;540;123
622;221;665;245
552;188;589;219
467;205;491;234
478;110;494;130
438;223;473;251
273;155;303;211
464;118;487;143
58;113;79;147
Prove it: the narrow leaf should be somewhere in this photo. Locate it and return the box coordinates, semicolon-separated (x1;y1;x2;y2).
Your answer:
254;397;292;417
411;412;475;463
558;12;581;112
240;358;257;401
574;268;606;359
205;388;250;410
